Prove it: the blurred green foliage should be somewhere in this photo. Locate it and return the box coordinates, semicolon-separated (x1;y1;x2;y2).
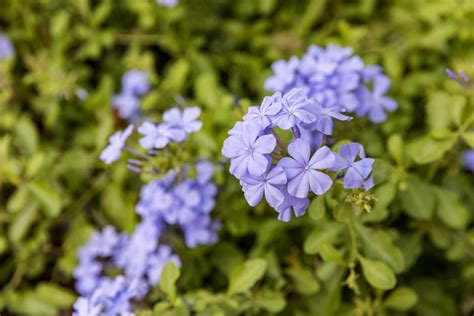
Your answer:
0;0;473;315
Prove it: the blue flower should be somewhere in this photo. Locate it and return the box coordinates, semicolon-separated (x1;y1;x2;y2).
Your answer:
196;160;214;184
302;99;352;135
0;34;14;59
264;45;396;122
112;93;140;120
100;125;134;164
241;165;287;207
122;70;150;96
278;139;335;198
275;88;314;130
264;57;300;93
274;189;309;222
163;106;203;135
157;0;178;7
356;71;397;123
138;121;186;149
463;149;474;172
222;123;276;178
181;216;220;248
330;143;374;189
243;93;282;129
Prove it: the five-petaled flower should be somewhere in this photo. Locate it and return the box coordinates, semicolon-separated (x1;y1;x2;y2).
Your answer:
330;142;374;189
222;123;276;177
279;139;335;198
100;125;134;164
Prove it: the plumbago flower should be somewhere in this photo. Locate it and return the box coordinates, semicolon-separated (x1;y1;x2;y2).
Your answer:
163;106;203;134
462;149;474;172
265;44;397;123
0;33;15;59
222;123;276;177
330;143;375;189
222;85;375;221
79;105;219;315
278;139;335;198
112;70;151;121
100;125;134;164
138;121;186;149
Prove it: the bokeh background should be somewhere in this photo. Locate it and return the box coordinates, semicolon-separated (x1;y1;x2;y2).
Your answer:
0;0;473;315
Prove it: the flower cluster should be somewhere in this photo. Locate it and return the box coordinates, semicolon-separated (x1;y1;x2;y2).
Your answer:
73;225;180;316
112;70;151;120
75;105;218;315
264;45;397;123
222;87;375;222
137;161;220;248
0;33;14;59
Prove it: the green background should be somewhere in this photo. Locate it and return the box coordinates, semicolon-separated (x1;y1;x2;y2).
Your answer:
0;0;473;315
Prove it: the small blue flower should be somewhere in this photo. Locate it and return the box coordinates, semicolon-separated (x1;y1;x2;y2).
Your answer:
0;34;14;59
274;189;309;222
122;70;150;96
100;125;134;164
163;106;203;135
264;57;300;93
243;93;282;129
356;71;397;123
222;123;276;178
463;149;474;172
303;99;352;135
157;0;178;7
112;93;140;120
278;139;335;198
241;165;287;207
275;88;314;130
330;143;374;189
138;121;186;149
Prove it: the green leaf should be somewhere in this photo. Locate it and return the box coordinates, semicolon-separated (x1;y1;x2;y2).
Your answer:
256;290;286;313
400;176;435;220
359;256;396;290
8;203;38;243
228;258;267;295
398;233;423;271
308;197;326;220
354;223;405;273
160;262;180;301
14;116;39;155
387;134;404;165
372;159;394;185
407;135;455;164
28;181;62;218
6;291;57;315
296;0;326;35
332;202;352;222
303;222;344;255
162;59;190;92
286;267;320;295
318;242;345;265
425;92;451;131
384;286;418;310
434;188;470;229
463;131;474;147
194;72;220;108
35;283;76;308
101;184;136;231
